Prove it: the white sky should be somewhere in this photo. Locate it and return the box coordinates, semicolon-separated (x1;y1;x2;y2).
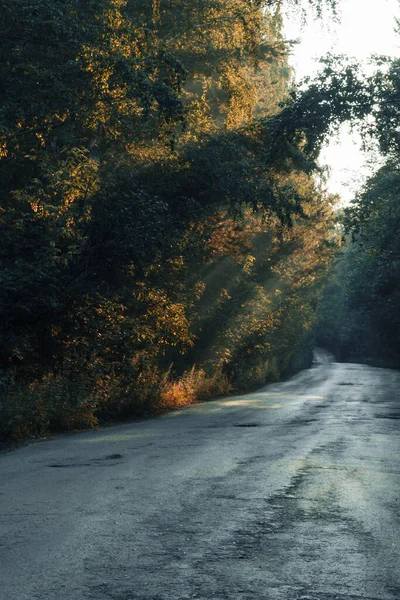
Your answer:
283;0;400;204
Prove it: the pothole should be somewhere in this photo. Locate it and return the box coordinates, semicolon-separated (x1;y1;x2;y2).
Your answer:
375;413;400;420
48;453;123;468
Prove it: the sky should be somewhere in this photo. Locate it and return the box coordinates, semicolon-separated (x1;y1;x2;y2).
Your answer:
283;0;399;204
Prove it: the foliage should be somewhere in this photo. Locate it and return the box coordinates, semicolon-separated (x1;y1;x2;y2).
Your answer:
316;55;400;367
1;0;341;441
159;366;233;410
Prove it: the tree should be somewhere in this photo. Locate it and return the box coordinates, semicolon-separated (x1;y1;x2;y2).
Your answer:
316;53;400;366
0;0;343;440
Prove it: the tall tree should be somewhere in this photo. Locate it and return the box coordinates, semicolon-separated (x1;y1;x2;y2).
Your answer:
316;53;400;366
0;0;341;440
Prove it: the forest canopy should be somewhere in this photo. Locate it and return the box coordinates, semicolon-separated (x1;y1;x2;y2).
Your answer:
316;53;400;367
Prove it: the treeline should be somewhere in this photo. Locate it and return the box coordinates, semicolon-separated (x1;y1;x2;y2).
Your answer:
0;0;340;441
316;55;400;367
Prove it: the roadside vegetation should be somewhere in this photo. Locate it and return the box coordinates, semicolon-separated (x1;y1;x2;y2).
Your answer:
1;0;397;442
316;55;400;368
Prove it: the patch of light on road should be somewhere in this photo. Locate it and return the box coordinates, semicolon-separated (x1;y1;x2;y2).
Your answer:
76;431;157;443
222;393;325;400
220;399;282;408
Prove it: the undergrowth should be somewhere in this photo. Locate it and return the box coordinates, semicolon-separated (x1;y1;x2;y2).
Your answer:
0;365;233;442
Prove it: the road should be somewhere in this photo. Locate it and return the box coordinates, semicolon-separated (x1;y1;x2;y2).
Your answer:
1;358;400;600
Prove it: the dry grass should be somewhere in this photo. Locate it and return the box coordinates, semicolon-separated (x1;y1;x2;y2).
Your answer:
0;365;234;442
159;366;233;410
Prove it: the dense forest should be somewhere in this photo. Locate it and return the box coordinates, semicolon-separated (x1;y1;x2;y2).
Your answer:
0;0;398;442
316;55;400;367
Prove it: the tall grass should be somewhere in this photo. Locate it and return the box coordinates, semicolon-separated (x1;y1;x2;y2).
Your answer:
0;365;233;442
159;366;233;410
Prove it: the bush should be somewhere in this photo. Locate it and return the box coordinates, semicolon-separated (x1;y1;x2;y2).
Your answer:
159;366;233;410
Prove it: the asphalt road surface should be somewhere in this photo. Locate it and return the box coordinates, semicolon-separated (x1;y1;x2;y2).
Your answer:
1;358;400;600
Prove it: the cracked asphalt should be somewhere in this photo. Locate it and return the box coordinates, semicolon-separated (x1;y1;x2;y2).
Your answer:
1;357;400;600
